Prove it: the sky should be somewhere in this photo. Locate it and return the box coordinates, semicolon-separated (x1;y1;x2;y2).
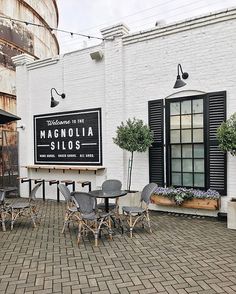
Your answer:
56;0;236;53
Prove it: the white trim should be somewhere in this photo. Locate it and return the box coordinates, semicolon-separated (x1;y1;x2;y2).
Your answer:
26;57;60;70
123;7;236;45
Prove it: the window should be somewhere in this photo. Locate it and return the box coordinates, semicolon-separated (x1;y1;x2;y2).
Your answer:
149;91;226;195
167;98;205;189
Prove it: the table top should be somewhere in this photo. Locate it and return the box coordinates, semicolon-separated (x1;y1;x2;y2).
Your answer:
89;189;127;199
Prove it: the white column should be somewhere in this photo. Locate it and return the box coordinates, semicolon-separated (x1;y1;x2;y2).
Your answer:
101;24;130;186
12;54;35;197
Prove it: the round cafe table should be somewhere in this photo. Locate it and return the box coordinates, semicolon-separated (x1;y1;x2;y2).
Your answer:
88;189;127;212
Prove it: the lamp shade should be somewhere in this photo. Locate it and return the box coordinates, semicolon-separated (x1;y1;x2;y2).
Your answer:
173;75;186;89
50;97;59;108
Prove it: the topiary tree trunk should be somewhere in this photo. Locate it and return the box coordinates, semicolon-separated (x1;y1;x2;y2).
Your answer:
113;118;153;191
127;152;134;192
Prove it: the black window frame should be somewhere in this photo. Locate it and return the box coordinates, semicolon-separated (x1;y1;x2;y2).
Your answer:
165;94;206;190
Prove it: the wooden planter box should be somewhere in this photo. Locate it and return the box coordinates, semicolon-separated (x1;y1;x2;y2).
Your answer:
151;194;220;210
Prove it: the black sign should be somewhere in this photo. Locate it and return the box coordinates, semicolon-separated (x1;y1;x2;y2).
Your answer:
34;108;102;165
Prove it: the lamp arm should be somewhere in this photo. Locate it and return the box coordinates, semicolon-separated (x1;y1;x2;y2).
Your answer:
177;64;188;80
177;63;184;75
51;87;60;97
51;87;66;99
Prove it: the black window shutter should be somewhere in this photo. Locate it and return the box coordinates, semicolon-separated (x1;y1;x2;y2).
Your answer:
205;91;227;195
148;99;164;186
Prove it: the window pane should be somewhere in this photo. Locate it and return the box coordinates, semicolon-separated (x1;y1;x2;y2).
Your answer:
183;173;193;186
183;159;193;172
182;130;192;143
170;116;180;129
193;114;203;128
170;102;180;115
194;173;204;187
172;159;181;172
172;173;181;186
193;99;203;113
172;145;181;158
181;115;192;129
194;144;204;158
171;130;180;143
181;100;191;114
182;145;192;158
193;129;203;142
194;159;204;172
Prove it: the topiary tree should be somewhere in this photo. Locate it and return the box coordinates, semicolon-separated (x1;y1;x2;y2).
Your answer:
113;118;154;191
217;112;236;156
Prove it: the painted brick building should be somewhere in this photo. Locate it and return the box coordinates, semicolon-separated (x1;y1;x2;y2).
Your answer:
13;8;236;216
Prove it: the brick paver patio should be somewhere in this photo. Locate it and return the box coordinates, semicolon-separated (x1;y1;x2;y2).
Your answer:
1;198;236;294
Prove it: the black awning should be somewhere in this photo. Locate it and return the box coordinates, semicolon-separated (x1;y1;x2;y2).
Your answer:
0;109;21;125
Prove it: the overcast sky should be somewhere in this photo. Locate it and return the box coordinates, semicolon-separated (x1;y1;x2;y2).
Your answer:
57;0;236;53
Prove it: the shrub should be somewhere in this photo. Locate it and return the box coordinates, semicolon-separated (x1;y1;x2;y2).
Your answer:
217;112;236;156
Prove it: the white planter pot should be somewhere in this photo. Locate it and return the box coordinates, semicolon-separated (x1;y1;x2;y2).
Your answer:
118;191;141;214
227;200;236;230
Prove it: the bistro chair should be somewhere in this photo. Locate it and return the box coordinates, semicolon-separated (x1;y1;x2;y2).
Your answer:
97;179;122;214
0;190;7;231
9;183;42;230
72;192;112;246
122;183;157;238
58;183;79;233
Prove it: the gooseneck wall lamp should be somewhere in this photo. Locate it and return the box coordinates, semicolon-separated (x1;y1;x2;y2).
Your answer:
50;88;66;108
173;64;189;89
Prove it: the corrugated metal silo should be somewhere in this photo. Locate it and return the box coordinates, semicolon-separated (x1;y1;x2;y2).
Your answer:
0;0;59;188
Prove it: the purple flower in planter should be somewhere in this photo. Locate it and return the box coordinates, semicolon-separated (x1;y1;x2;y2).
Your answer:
154;186;220;205
193;189;220;199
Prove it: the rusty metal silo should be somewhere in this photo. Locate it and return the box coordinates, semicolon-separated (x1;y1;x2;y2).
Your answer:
0;0;59;112
0;0;59;188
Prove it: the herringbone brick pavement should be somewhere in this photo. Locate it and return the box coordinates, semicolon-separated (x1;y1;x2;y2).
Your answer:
0;199;236;294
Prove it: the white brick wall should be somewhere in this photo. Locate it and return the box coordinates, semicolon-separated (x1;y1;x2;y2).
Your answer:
14;9;236;215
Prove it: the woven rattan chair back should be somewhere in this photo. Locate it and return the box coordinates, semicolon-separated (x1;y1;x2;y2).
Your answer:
102;179;122;192
72;192;95;214
0;190;6;204
58;184;72;202
140;183;157;205
0;190;6;231
29;183;42;201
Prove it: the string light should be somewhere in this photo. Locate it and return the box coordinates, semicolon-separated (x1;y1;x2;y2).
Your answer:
58;0;228;41
0;15;111;41
58;0;232;49
1;1;227;54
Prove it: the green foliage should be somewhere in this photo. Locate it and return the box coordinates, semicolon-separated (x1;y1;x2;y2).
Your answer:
113;118;154;191
217;112;236;156
113;118;154;153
